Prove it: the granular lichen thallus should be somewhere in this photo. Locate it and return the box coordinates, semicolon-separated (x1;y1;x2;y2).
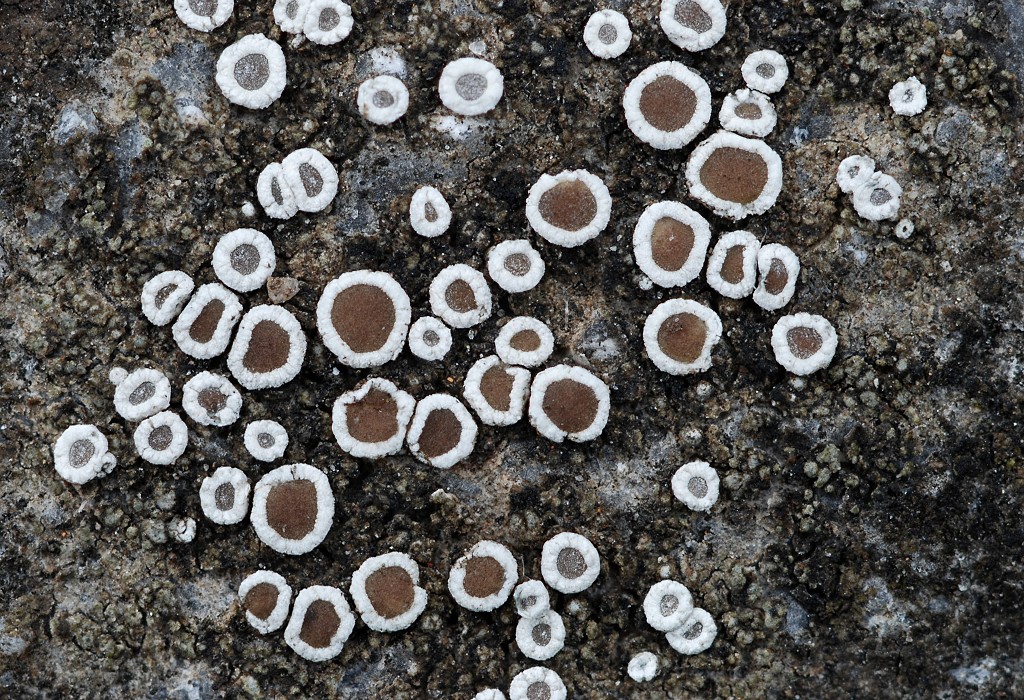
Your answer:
49;2;882;680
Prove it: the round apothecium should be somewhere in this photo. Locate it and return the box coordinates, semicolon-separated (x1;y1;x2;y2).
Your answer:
583;9;632;59
408;316;452;361
227;305;307;390
244;420;289;462
889;76;927;116
134;411;189;465
540;531;601;594
448;540;519;612
112;368;171;422
852;172;902;221
516;608;566;661
238;569;292;634
623;62;712;150
771;313;838;375
525;169;612;247
283;585;355;662
528;365;611;443
666;607;717;655
672;460;720;512
487;239;545;293
250;463;335;555
349;551;429;632
182;371;243;427
628;652;660;682
53;424;117;485
494;316;554;368
509;667;567;700
643;299;722;375
211;228;276;293
141;270;194;326
741;49;789;94
836;155;875;194
685;130;783;220
429;264;492;328
303;0;354;45
358;75;409;124
632;200;712;288
215;34;287;110
273;0;310;33
472;690;506;700
199;466;251;525
409;186;452;238
438;57;504;116
317;270;412;368
514;580;550;619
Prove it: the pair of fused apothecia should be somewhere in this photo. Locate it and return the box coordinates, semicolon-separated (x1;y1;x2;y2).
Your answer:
239;572;357;662
643;579;718;655
273;0;353;44
332;379;477;469
704;231;800;308
257;148;339;219
836;154;903;222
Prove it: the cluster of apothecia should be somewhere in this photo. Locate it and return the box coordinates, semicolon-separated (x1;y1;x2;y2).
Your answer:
50;0;930;690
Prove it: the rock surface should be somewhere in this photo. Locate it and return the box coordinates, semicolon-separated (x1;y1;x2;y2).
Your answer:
1;0;1023;698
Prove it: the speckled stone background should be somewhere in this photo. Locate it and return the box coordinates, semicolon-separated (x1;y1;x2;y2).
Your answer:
2;0;1024;697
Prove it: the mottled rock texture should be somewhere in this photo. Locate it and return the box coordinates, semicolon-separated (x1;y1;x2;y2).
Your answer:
2;0;1023;698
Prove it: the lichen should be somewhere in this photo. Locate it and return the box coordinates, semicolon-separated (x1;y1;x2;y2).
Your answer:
7;0;1024;697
